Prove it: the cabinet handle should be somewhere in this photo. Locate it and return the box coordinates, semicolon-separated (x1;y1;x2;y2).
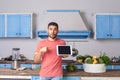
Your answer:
107;34;112;36
110;34;112;36
19;33;21;35
107;34;109;36
4;64;6;67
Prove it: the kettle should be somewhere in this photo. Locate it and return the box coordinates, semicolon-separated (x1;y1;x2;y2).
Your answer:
72;48;78;57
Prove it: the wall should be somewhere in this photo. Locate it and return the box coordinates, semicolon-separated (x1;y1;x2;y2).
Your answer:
0;0;120;60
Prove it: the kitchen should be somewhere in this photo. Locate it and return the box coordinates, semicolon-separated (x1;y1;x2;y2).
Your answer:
0;0;120;80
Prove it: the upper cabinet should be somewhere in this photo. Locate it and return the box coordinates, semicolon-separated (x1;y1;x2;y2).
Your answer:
0;14;5;37
0;13;33;38
95;13;120;39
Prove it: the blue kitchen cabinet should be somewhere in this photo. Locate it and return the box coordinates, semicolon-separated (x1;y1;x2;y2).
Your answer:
96;15;109;38
109;15;120;38
31;76;80;80
36;64;40;68
20;64;41;70
7;14;32;38
106;65;120;70
106;65;113;70
0;64;11;68
95;14;120;39
20;64;32;69
0;14;5;37
76;64;83;69
31;76;40;80
113;65;120;69
63;76;80;80
62;64;66;69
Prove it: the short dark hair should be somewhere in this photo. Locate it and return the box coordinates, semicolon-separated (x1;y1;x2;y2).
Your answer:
48;22;58;29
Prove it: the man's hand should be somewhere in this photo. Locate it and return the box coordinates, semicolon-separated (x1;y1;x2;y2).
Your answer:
40;46;48;53
62;54;69;58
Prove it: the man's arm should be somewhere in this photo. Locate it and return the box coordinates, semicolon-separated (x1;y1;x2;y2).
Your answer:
34;46;48;63
34;51;42;63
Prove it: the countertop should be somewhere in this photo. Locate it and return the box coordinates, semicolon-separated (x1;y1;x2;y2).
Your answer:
0;60;120;78
0;68;120;77
0;60;74;64
0;60;120;65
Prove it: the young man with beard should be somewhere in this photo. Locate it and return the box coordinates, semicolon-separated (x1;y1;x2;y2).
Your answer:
34;22;67;80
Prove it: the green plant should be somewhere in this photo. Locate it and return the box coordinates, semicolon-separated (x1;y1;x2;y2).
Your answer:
76;52;111;65
66;63;76;72
99;52;111;65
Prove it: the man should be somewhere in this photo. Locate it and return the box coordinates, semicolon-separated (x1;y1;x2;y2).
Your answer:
34;22;67;80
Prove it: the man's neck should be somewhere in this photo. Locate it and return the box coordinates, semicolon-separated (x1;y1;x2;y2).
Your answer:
48;37;57;41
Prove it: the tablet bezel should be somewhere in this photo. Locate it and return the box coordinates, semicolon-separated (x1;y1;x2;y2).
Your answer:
56;45;72;56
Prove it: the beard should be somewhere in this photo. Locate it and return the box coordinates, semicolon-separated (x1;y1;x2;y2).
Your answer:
48;34;57;39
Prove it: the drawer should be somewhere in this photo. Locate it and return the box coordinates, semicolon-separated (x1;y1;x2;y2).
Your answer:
0;64;11;68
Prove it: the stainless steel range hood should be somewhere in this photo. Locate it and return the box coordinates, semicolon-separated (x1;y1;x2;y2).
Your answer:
38;10;91;39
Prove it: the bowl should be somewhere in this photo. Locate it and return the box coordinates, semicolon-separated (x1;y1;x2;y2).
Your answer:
83;64;106;73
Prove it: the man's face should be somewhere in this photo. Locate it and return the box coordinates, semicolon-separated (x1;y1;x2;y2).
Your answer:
47;25;59;39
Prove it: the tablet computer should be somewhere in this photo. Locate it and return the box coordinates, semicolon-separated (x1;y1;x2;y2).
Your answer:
56;45;72;56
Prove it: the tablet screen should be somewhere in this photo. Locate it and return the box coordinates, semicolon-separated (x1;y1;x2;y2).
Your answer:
57;45;72;55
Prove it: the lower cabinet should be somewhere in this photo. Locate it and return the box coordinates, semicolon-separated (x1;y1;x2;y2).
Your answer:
31;76;40;80
63;76;80;80
106;65;113;69
20;64;32;68
0;64;11;68
106;65;120;70
81;77;120;80
31;76;80;80
113;65;120;69
20;64;41;69
76;64;83;69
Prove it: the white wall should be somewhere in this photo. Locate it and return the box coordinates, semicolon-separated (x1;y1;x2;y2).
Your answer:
0;0;120;60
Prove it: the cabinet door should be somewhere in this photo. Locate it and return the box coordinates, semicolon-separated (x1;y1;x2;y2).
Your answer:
63;76;80;80
31;76;40;80
81;77;108;80
20;14;32;37
7;14;20;37
7;14;32;38
62;64;66;69
0;15;5;37
20;64;32;68
109;15;120;38
96;15;110;38
32;76;80;80
106;65;113;70
76;64;83;69
0;64;11;68
113;65;120;69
